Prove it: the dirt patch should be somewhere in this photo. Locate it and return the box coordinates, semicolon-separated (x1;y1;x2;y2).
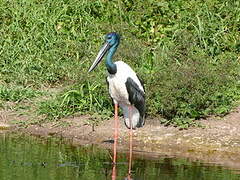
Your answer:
1;107;240;170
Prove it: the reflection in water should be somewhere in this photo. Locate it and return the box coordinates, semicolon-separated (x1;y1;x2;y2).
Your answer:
111;143;133;180
112;164;116;180
111;154;132;180
112;123;134;180
0;133;240;180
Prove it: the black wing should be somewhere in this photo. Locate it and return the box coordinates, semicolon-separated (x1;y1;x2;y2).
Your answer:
125;77;145;127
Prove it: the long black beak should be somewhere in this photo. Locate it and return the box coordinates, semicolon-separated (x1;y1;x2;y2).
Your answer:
88;42;111;72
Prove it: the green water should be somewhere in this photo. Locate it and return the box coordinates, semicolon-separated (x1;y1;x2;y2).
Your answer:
0;133;239;180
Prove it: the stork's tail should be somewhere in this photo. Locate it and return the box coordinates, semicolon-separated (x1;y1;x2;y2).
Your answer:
120;104;145;129
136;114;145;128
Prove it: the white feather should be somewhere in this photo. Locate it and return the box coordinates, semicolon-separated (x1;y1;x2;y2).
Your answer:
107;61;144;129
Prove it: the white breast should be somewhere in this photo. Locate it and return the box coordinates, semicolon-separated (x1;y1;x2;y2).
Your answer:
107;61;144;105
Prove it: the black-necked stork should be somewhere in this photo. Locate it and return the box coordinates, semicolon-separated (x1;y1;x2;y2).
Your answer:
88;32;145;170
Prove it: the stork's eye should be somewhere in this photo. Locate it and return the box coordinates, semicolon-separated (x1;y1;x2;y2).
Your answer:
107;36;111;40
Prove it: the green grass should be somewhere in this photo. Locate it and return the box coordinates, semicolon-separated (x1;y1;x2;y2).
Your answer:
0;0;239;127
0;85;42;102
38;81;112;120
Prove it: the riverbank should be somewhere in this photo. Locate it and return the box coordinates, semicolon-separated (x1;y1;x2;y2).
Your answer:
1;106;240;170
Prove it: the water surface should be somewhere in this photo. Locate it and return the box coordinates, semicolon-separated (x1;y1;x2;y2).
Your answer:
0;132;239;180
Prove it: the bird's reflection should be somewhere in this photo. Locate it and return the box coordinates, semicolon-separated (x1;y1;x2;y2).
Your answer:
111;162;132;180
111;143;133;180
111;164;117;180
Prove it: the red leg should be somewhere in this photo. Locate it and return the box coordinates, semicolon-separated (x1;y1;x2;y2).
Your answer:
113;103;119;165
128;106;133;177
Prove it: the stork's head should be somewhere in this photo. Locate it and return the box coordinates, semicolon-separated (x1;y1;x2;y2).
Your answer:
105;32;120;47
88;32;120;72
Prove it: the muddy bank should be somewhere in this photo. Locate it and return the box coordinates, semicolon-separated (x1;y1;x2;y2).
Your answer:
1;107;240;170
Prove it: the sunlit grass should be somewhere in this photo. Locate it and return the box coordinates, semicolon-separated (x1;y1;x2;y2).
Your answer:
0;85;43;102
0;0;239;127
